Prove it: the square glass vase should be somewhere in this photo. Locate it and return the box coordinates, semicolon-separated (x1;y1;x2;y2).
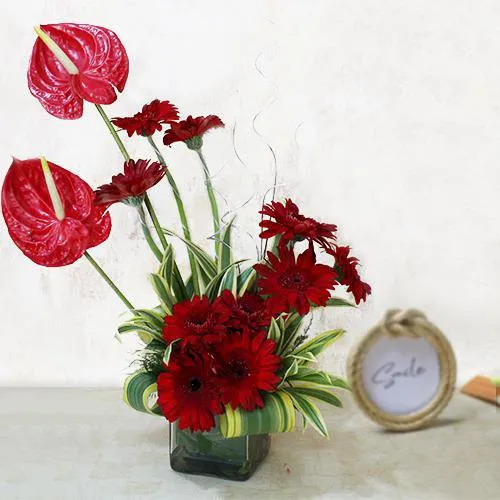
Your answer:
169;420;270;481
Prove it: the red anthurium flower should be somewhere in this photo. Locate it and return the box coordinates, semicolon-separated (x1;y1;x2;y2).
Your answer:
94;159;165;206
217;290;271;335
216;331;281;411
259;199;337;249
254;245;338;316
112;99;179;137
157;353;223;432
327;246;371;304
28;24;129;119
163;115;224;149
162;295;230;349
1;158;111;267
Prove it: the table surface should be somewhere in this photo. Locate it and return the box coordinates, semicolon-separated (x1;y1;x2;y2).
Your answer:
0;389;498;500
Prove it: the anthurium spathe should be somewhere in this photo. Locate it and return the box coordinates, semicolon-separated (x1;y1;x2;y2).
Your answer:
28;24;129;119
1;157;111;266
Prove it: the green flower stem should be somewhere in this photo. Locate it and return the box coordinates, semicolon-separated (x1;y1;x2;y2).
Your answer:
147;136;191;239
84;251;134;310
147;136;200;294
137;204;163;262
196;148;220;257
143;194;168;250
94;105;167;252
95;104;131;162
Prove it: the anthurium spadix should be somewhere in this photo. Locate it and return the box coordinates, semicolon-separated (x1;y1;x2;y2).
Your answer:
1;157;111;266
28;24;129;119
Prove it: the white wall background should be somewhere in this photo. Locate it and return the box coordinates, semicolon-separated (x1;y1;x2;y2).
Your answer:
1;0;499;386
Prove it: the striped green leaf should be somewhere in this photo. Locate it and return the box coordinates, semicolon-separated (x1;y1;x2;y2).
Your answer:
220;391;295;438
286;386;343;408
117;323;162;344
131;309;165;331
278;359;299;388
237;267;256;296
123;371;162;416
158;244;188;302
267;317;283;344
325;297;356;308
217;217;235;273
163;228;217;281
279;313;304;355
290;351;317;364
287;368;350;390
285;390;329;437
150;273;175;314
203;260;246;301
292;329;344;360
218;266;238;295
162;339;179;366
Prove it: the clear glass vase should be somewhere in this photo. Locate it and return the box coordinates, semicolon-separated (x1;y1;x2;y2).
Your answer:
169;419;271;481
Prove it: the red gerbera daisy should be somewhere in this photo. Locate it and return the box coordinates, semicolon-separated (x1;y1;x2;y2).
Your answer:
157;353;223;432
163;115;224;150
28;24;128;120
216;331;281;411
94;159;165;206
327;246;371;304
254;245;338;316
111;99;179;137
217;290;271;335
163;295;230;349
2;158;111;267
259;199;337;249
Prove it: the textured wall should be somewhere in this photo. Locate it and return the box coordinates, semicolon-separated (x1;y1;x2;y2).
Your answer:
1;1;499;386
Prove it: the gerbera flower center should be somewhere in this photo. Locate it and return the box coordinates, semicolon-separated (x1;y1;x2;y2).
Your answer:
279;271;311;290
187;376;202;393
228;359;250;380
184;312;210;332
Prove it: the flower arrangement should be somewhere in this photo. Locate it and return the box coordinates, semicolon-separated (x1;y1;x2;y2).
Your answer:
2;23;371;477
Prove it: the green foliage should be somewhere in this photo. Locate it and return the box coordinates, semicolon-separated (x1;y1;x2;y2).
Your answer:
123;370;162;416
220;390;295;438
217;218;235;273
117;307;164;344
325;297;356;308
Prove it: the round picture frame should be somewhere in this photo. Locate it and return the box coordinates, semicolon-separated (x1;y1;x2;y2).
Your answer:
348;309;456;431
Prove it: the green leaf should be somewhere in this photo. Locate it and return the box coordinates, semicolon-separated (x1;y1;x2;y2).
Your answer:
292;329;344;360
492;377;500;386
325;297;356;308
158;244;188;302
288;368;350;390
267;317;283;344
162;340;179;366
285;390;329;437
217;217;235;273
163;228;217;281
203;260;247;301
278;358;299;387
131;309;165;331
286;386;342;408
289;351;317;364
219;266;237;295
220;391;295;438
279;313;304;355
237;267;256;296
117;322;162;344
123;371;162;416
150;273;175;314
